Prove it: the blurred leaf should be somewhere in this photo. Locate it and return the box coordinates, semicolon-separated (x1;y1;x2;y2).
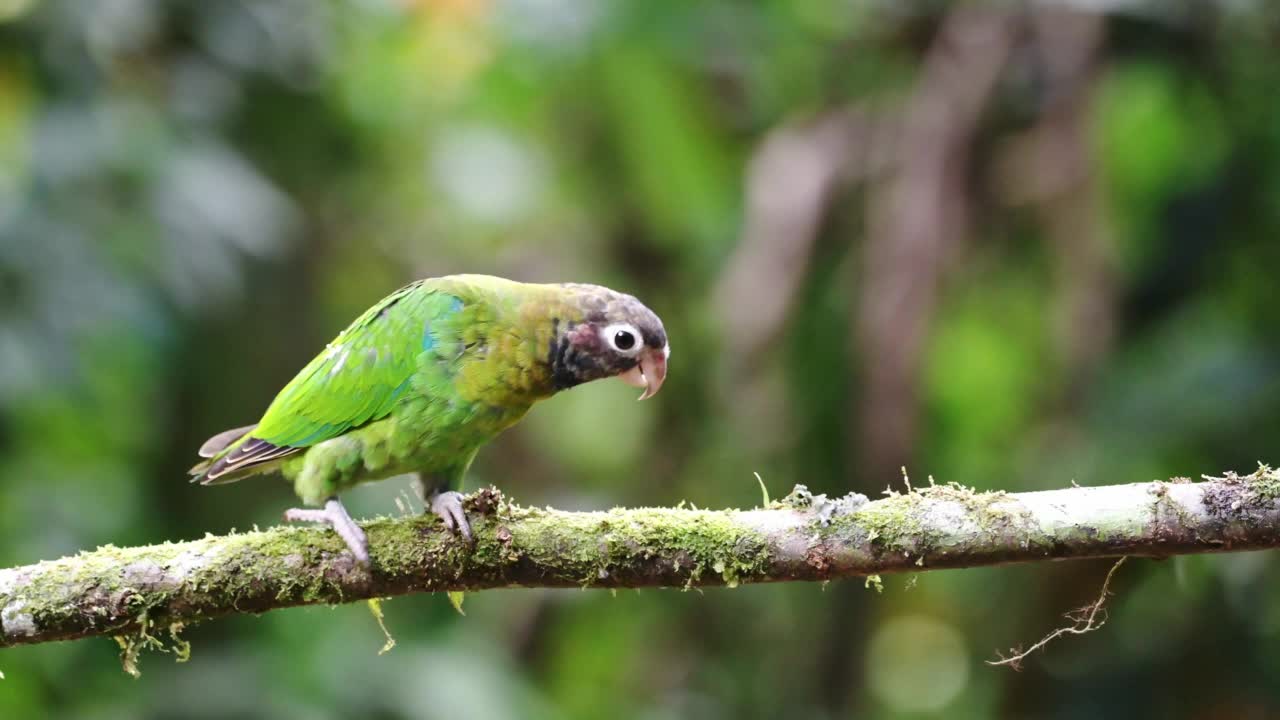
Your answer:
1094;62;1228;273
597;44;738;255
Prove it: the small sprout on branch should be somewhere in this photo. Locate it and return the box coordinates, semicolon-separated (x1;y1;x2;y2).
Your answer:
755;472;771;507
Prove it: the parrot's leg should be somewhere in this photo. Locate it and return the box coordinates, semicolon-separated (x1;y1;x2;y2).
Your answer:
413;474;473;541
283;497;369;564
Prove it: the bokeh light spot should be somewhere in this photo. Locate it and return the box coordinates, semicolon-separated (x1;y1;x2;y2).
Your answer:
866;614;971;713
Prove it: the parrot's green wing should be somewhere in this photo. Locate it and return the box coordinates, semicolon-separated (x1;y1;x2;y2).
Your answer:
253;281;455;446
197;280;467;482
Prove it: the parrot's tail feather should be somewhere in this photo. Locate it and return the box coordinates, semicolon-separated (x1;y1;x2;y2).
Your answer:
190;436;300;485
197;424;259;458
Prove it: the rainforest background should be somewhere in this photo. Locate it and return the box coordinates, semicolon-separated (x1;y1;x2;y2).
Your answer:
3;1;1280;718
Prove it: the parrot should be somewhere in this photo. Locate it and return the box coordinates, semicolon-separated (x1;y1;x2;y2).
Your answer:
189;274;669;564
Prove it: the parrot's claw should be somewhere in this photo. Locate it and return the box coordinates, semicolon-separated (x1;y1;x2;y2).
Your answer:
284;497;369;564
429;490;473;542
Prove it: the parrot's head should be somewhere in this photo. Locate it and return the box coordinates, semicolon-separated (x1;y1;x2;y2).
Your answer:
548;284;670;400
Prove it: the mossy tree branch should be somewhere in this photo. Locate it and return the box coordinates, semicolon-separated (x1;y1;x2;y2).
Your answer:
4;467;1280;650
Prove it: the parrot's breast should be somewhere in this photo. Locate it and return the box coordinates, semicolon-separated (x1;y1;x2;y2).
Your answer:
282;393;533;500
390;395;533;467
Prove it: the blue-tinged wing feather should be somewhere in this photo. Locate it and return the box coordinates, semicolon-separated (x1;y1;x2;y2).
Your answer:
193;280;465;481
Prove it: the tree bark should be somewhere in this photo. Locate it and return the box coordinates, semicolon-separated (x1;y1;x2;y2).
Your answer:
3;468;1280;649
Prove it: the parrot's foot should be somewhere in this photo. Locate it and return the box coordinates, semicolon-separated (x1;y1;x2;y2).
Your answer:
428;490;473;542
283;497;369;564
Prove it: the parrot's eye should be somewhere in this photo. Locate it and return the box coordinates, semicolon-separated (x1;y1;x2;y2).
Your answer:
602;323;641;355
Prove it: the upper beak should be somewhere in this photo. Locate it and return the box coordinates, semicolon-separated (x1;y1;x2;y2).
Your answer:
619;345;669;400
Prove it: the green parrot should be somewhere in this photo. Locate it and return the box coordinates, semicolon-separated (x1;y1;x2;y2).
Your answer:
190;274;669;563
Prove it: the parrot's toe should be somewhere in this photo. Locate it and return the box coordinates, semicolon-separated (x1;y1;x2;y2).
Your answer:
429;490;473;542
284;497;370;564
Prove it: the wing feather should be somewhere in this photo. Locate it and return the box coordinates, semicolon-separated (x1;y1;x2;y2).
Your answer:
194;280;470;481
197;437;297;484
198;424;258;458
253;281;461;447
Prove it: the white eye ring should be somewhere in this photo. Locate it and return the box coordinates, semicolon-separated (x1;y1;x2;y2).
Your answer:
601;323;643;355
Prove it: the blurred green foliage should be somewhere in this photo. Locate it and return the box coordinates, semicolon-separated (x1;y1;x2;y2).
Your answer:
3;1;1280;718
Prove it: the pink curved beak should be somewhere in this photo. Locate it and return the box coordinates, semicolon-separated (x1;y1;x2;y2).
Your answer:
619;345;669;400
